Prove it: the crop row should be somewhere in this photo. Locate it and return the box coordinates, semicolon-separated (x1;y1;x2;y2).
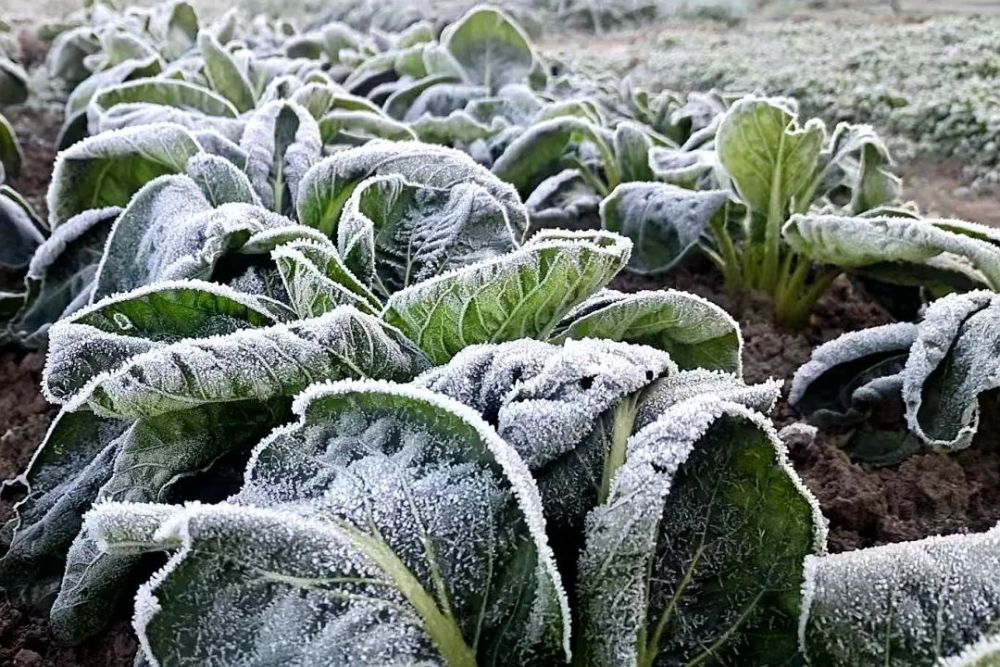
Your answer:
0;3;998;666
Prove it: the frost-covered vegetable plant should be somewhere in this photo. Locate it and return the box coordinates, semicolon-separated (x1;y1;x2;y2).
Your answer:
83;336;826;665
0;130;744;644
602;95;903;326
790;290;1000;464
801;524;1000;666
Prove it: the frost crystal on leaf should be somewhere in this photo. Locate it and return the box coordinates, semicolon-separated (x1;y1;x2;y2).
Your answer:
801;524;1000;666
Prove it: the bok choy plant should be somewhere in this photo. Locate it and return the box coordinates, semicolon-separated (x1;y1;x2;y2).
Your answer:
602;95;903;326
0;132;744;647
790;290;1000;464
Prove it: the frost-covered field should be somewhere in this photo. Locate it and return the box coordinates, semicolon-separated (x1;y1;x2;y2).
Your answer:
2;1;1000;666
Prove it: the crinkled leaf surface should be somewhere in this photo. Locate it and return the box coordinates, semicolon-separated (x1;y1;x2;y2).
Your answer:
902;291;1000;449
553;288;742;373
90;380;570;666
273;238;381;318
56;305;428;418
47;123;201;228
600;182;729;275
0;410;128;592
45;280;279;405
802;525;1000;666
579;399;825;667
87;78;240;134
92;176;291;300
296;141;528;241
50;399;289;643
383;230;630;365
783;215;1000;291
338;174;518;298
241;100;322;217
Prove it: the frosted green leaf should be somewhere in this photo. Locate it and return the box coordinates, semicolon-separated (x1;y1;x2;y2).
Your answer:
579;398;825;667
600;182;729;274
801;525;1000;666
408;111;501;146
613;121;653;182
91;380;571;665
553;288;742;373
92;176;291;299
50;400;288;643
241;100;322;217
384;74;459;120
339;174;518;298
383;230;631;365
783;215;1000;291
648;147;719;187
492;117;614;197
0;410;128;592
57;55;164;149
88;78;240;131
296;141;528;241
46;123;201;228
790;322;917;426
902;291;1000;449
402;84;487;124
443;6;538;93
44;280;278;405
198;30;256;113
185;153;259;207
66;306;429;418
9;206;121;346
149;0;199;60
273;238;381;318
634;370;782;431
319;109;416;145
717;96;825;258
525;169;600;227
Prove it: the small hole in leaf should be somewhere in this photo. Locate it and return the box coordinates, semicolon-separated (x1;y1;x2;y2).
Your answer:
580;376;595;390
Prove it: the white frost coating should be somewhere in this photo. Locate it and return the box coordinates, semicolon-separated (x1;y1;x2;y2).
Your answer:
272;242;379;318
556;288;743;375
635;369;782;430
91;175;292;300
938;633;1000;667
903;291;999;449
800;523;1000;666
783;214;1000;289
338;173;519;296
285;378;572;660
42;279;278;405
630;397;828;553
789;321;918;406
579;396;827;665
59;304;425;417
499;337;674;468
85;501;182;555
46;122;201;227
414;339;556;417
24;207;122;280
241;100;322;213
383;229;631;364
295;139;529;241
599;181;729;274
